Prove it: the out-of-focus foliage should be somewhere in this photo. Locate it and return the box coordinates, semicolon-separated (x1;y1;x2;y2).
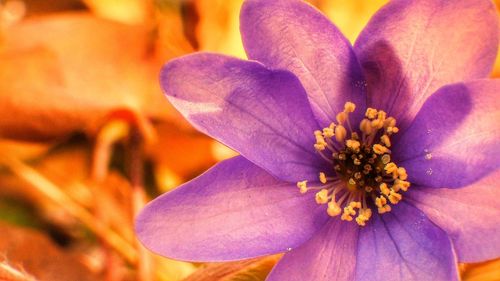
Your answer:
0;0;498;280
0;11;183;140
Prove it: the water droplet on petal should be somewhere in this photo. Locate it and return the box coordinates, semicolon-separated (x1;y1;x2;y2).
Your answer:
425;153;432;160
426;168;433;175
286;247;292;252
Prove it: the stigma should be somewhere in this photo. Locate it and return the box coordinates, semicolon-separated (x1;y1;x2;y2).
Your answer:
297;102;410;226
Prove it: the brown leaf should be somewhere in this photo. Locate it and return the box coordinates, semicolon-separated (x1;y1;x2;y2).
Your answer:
183;256;279;281
0;222;99;281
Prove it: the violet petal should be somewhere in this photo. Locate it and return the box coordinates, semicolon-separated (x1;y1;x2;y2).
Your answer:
161;53;326;182
356;202;459;281
407;170;500;262
393;80;499;188
266;220;358;281
355;0;499;131
240;0;367;127
135;156;328;262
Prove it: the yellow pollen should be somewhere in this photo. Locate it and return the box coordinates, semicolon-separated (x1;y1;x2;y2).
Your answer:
346;139;361;151
315;189;329;204
397;167;408;180
323;127;334;138
297;180;308;194
377;110;387;121
384;162;398;174
395;179;411;192
319;172;327;184
344;102;356;113
387;126;399;134
389;190;403;204
335;125;347;142
373;144;390;154
314;131;328;151
365;108;378;119
378;204;392;214
327;202;342;217
379;183;390;196
384;117;396;128
381;135;391;147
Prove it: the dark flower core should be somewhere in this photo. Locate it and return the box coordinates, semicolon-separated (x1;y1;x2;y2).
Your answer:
297;102;411;226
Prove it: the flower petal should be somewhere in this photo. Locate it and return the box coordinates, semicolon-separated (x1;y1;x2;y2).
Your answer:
135;156;328;262
266;220;359;281
354;0;499;131
161;53;325;182
240;0;367;127
393;80;499;188
407;170;500;262
356;202;459;281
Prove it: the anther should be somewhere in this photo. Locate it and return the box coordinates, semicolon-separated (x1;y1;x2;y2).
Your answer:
373;144;390;154
379;183;390;196
319;172;327;184
381;135;391;147
327;202;342;217
335;125;347;142
397;167;408;180
388;190;402;204
360;119;373;135
336;112;347;124
381;154;391;164
344;102;356;113
365;108;378;119
315;189;329;204
323;127;334;138
346;139;361;151
297;180;308;194
384;162;398;174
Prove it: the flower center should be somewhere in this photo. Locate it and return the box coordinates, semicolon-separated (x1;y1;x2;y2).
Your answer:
297;102;411;226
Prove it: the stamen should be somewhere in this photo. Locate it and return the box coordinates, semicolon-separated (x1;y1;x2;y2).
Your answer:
379;183;390;196
334;125;347;142
365;108;378;119
346;139;361;151
344;102;356;113
397;167;408;180
301;102;410;226
360;119;372;135
373;144;390;155
381;135;391;147
319;172;327;184
384;162;398;174
297;180;308;194
315;189;329;204
336;112;347;124
327;201;342;217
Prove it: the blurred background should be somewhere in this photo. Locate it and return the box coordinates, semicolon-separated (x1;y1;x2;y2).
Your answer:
0;0;498;280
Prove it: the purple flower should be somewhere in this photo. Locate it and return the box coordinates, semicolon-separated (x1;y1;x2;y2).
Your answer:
136;0;500;280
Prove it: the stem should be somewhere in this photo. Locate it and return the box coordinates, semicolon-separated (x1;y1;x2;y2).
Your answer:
129;129;154;281
0;262;37;281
